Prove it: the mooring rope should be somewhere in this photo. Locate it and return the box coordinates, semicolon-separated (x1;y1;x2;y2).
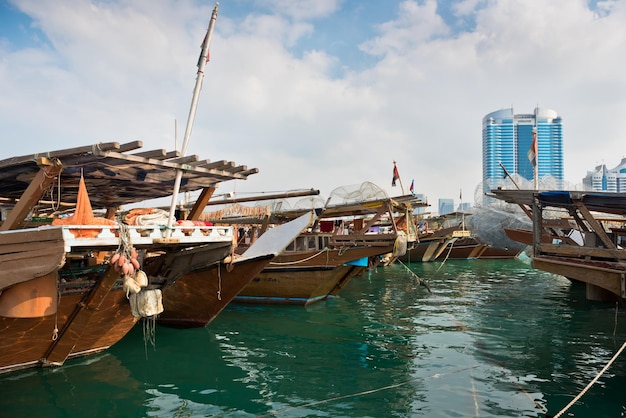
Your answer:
257;365;480;417
429;238;456;279
268;249;329;266
396;258;432;293
552;341;626;418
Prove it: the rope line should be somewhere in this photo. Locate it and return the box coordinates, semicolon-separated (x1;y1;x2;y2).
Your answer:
396;258;432;293
258;365;480;417
552;341;626;418
268;249;329;266
430;238;456;279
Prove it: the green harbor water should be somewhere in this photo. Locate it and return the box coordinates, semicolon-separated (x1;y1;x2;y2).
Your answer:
2;259;626;417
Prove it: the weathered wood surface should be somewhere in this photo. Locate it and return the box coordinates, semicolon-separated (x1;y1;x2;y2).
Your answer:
0;141;258;209
533;256;625;298
158;255;273;328
0;288;137;374
41;265;123;366
538;242;626;261
238;264;364;305
0;227;67;290
268;244;395;268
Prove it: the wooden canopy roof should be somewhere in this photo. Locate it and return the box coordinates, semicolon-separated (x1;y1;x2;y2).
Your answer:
0;141;258;209
489;189;626;216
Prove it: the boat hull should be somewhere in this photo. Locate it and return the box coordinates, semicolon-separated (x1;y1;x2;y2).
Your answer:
436;238;488;260
397;240;447;263
235;264;365;305
0;284;137;374
158;255;274;328
0;226;236;374
478;246;523;259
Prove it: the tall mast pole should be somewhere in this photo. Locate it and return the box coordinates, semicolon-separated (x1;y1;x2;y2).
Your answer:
167;3;219;232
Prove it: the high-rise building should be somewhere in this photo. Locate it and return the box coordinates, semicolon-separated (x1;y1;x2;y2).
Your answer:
438;198;454;216
482;107;563;193
583;158;626;192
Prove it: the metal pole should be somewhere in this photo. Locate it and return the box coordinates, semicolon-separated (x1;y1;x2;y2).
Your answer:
167;3;219;232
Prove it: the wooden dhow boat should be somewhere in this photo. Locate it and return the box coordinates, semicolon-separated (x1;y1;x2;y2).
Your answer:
489;189;626;301
399;211;523;262
398;224;487;262
0;139;258;374
156;210;316;327
221;188;425;305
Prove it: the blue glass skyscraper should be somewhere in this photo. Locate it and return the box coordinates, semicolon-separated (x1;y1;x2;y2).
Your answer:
482;107;563;192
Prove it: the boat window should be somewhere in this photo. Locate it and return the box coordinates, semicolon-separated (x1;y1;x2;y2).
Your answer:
286;240;295;252
295;236;307;251
307;236;317;250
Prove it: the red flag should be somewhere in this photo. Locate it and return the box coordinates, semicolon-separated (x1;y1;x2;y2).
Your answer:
527;130;538;166
392;163;400;187
409;179;414;194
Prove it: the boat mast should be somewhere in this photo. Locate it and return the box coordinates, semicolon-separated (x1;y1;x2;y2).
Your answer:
167;3;219;232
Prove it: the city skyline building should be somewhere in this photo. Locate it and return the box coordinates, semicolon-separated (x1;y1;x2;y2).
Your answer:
583;158;626;192
438;198;454;216
482;107;564;194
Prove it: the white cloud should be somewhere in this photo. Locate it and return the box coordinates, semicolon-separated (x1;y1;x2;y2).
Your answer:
1;0;625;211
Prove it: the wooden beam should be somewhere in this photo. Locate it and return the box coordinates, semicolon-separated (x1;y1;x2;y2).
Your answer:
538;243;626;260
188;159;211;166
188;186;216;220
40;265;122;366
168;155;199;164
238;168;259;177
204;189;320;206
574;200;617;250
116;140;143;153
0;142;120;168
227;165;247;174
202;160;234;170
105;207;117;219
360;205;388;234
0;160;63;231
161;151;182;160
133;149;167;158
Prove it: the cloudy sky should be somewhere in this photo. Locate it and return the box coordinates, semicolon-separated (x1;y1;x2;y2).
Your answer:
1;0;625;211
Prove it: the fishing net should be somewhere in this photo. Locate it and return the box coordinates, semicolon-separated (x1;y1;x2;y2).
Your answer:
51;176;116;237
465;204;530;250
292;197;326;210
471;175;585;249
326;182;388;207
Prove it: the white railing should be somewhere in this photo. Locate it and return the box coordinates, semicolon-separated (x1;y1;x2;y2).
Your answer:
49;224;234;250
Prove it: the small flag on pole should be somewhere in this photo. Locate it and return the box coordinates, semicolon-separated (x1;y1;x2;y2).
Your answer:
392;162;400;187
527;129;538;166
459;188;462;201
409;179;414;194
